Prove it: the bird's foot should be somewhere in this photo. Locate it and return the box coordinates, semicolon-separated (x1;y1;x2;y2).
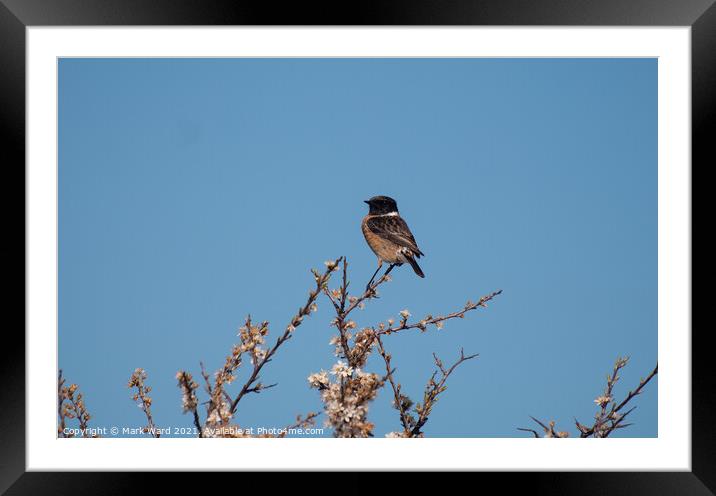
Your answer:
365;285;380;298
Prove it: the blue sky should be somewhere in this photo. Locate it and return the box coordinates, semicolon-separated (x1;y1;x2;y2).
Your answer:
58;58;657;438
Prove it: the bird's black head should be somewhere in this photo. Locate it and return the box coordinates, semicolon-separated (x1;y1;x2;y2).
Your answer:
364;195;399;215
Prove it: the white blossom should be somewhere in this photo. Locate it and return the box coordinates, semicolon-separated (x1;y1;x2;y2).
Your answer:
331;361;354;379
307;370;330;389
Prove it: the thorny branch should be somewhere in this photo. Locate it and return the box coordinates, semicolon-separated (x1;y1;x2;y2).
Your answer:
308;257;496;437
410;349;479;437
375;336;413;435
375;337;480;437
172;258;341;437
229;257;343;414
308;258;501;437
375;290;503;338
520;357;658;438
323;258;501;368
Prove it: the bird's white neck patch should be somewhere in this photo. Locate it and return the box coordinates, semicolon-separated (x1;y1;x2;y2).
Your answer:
378;212;399;217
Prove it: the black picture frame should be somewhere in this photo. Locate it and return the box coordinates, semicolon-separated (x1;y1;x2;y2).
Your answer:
3;0;706;492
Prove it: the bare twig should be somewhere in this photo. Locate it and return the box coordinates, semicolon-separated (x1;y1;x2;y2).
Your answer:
343;267;393;316
375;336;415;435
321;256;394;317
376;290;503;337
276;412;321;438
580;360;659;438
517;427;540;438
353;286;499;373
128;368;159;437
522;416;567;438
198;361;213;397
520;358;658;438
410;348;479;437
613;364;658;414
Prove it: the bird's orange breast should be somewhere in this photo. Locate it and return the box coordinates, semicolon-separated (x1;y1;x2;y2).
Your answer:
362;215;402;263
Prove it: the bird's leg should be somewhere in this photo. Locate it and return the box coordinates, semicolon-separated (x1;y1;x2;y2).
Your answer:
383;263;398;277
366;262;400;295
366;259;383;292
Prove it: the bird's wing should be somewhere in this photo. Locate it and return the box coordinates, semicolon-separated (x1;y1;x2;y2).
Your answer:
367;216;424;257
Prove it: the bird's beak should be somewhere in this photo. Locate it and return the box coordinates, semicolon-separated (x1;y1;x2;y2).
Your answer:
363;200;370;204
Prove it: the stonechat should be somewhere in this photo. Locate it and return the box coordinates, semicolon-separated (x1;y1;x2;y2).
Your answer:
362;195;424;290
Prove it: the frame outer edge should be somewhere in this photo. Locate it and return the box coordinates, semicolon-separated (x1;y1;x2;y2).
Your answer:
691;1;716;493
0;0;714;25
0;0;27;494
2;0;710;491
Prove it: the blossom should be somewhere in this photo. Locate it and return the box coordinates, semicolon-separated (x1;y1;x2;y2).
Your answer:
176;371;199;414
399;309;411;319
331;361;354;379
307;370;330;389
340;405;359;423
206;398;232;426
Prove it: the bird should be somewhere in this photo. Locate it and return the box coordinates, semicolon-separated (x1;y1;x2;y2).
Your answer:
361;195;424;290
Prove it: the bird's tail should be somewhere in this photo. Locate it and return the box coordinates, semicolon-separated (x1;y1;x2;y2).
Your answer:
406;256;425;278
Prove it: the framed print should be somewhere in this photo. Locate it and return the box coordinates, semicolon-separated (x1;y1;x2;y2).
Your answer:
4;0;706;491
